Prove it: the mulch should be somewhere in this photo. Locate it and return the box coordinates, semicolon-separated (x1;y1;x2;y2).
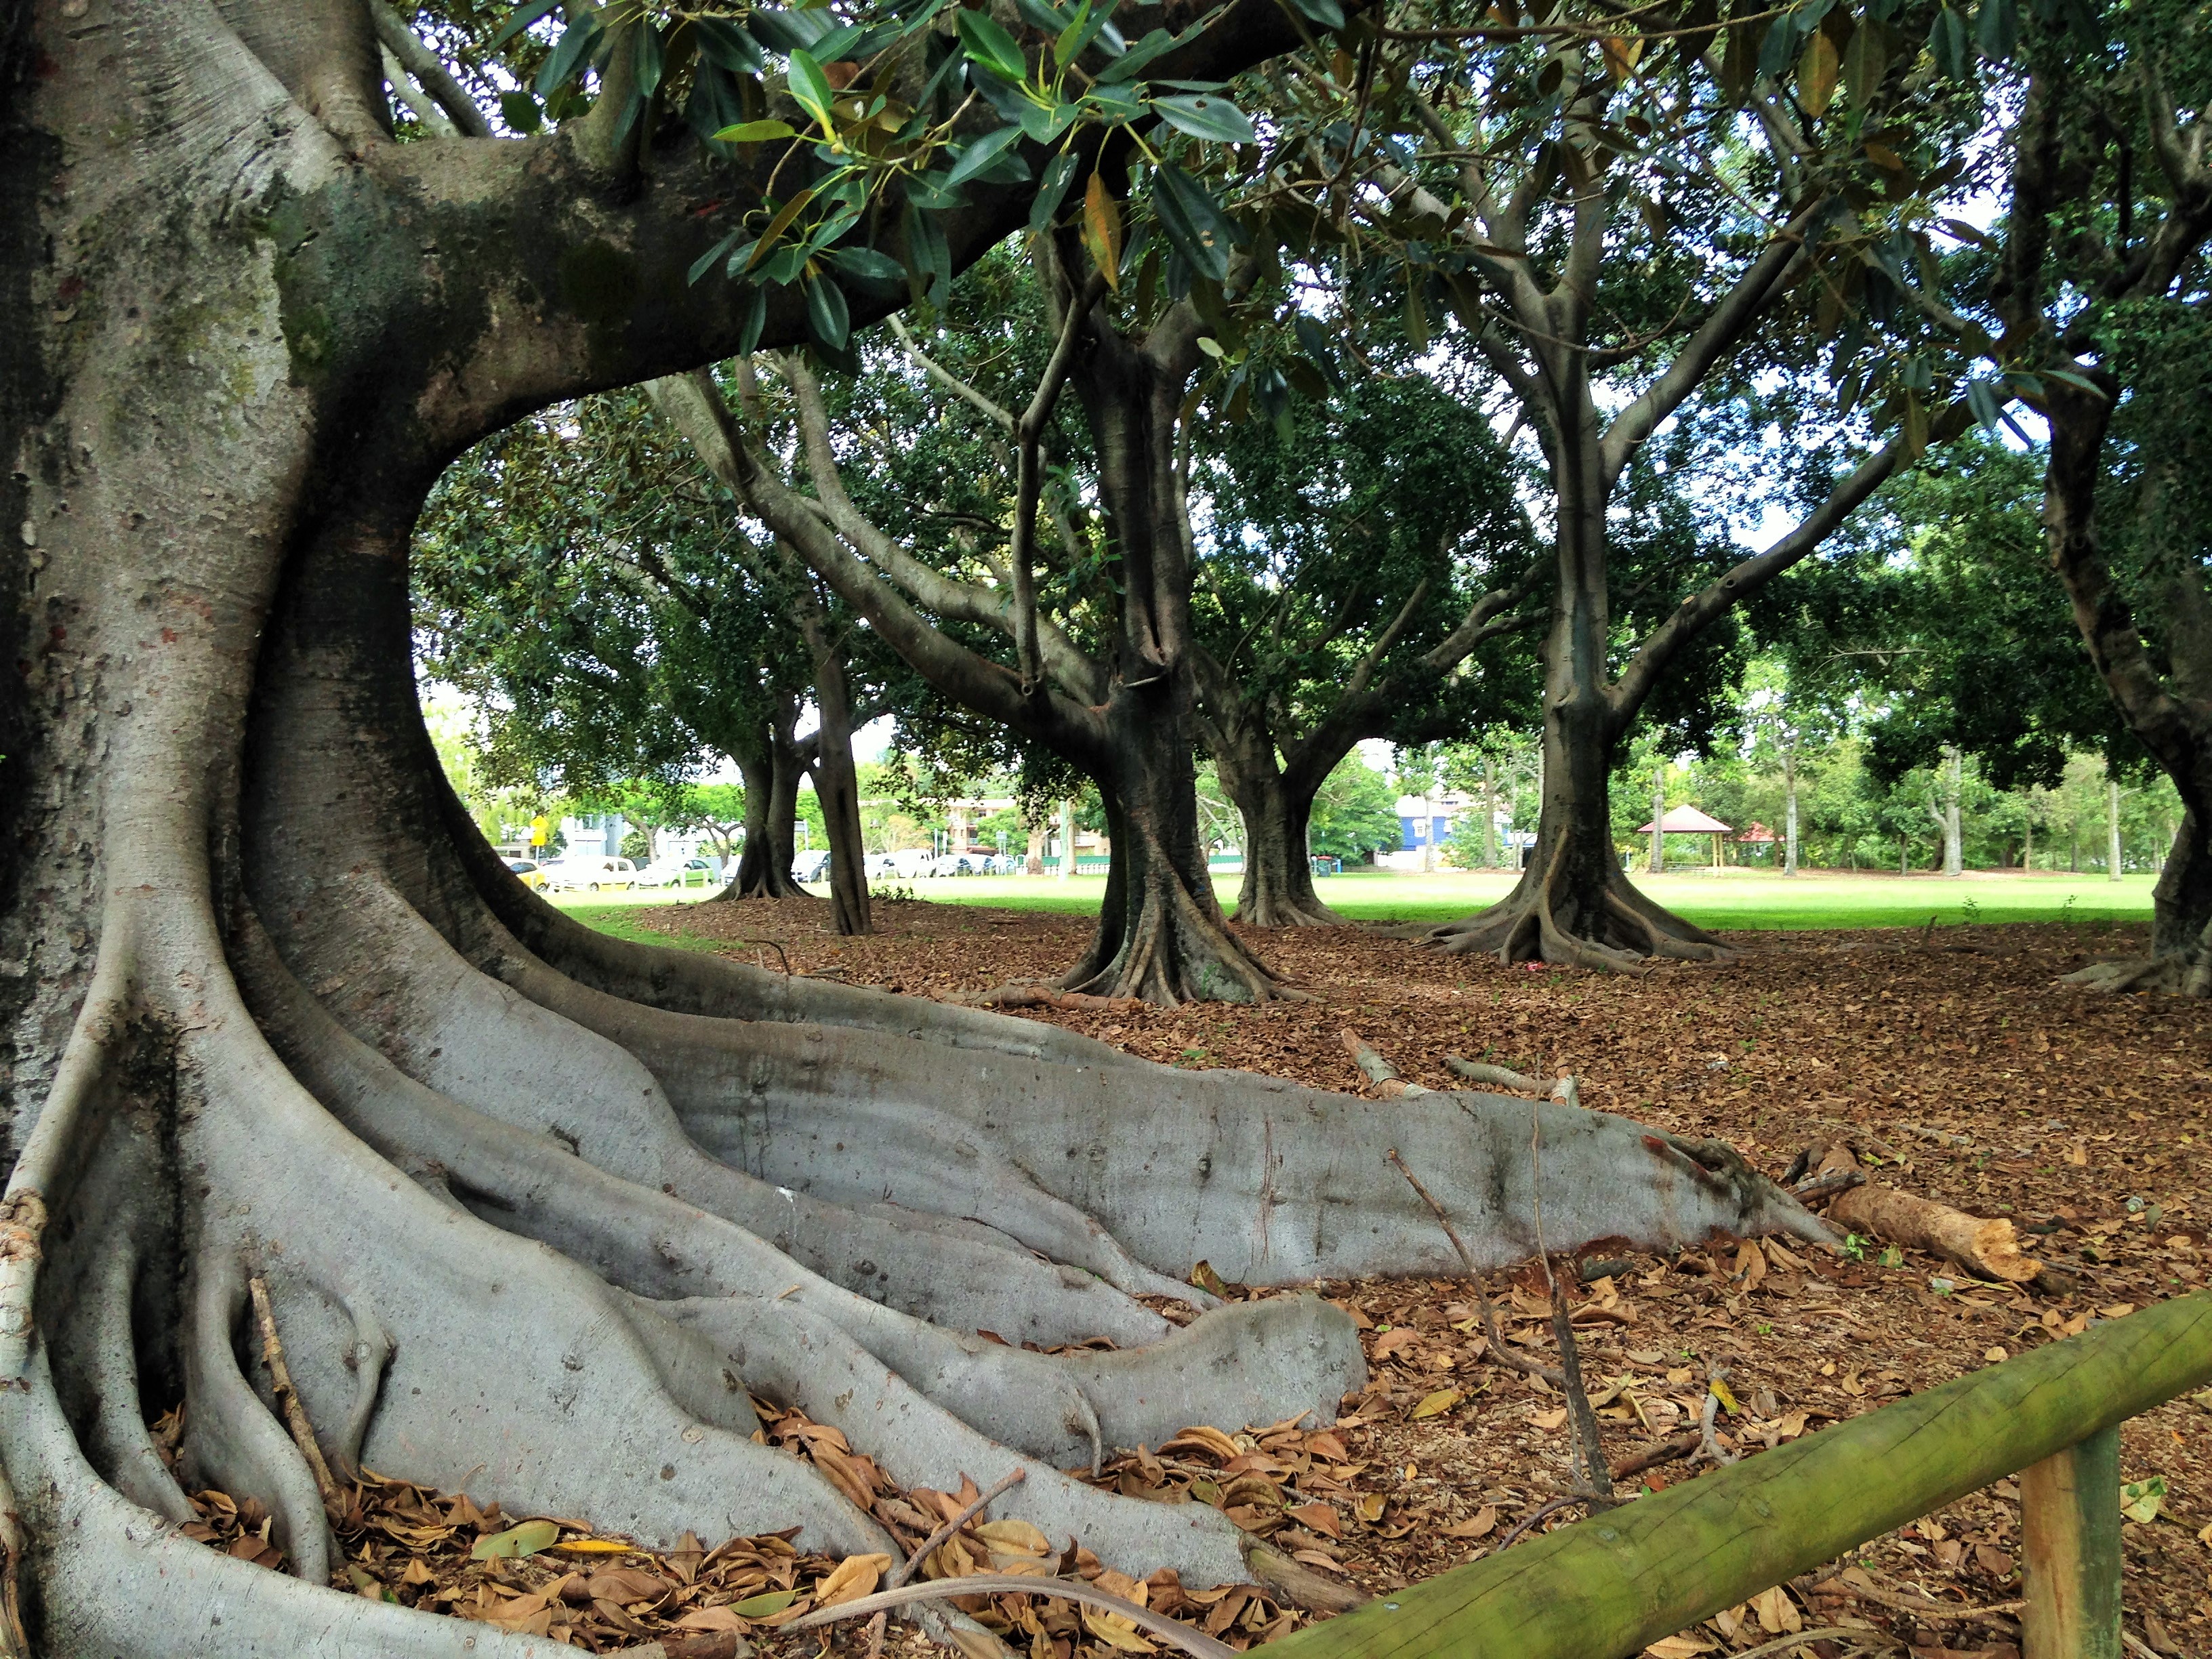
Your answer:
178;893;2212;1658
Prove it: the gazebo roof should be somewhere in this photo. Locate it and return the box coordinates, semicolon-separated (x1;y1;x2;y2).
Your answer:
1636;804;1734;835
1737;821;1778;843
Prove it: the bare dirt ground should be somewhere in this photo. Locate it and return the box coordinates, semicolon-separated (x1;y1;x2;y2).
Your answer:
181;896;2212;1659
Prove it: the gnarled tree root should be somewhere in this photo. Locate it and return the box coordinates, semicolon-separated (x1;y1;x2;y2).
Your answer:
1425;859;1736;969
2058;947;2212;998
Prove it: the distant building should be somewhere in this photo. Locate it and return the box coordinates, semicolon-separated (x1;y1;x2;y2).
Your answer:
1394;792;1469;851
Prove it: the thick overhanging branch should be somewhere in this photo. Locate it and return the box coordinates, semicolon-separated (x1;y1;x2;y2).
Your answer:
1610;436;1906;719
368;0;491;137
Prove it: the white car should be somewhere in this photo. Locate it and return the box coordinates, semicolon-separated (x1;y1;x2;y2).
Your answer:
790;850;832;884
637;855;720;888
541;857;639;892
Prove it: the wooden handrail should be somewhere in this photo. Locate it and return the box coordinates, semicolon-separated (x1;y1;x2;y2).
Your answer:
1268;1289;2212;1659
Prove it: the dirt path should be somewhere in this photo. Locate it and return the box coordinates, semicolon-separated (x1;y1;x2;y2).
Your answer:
615;897;2212;1657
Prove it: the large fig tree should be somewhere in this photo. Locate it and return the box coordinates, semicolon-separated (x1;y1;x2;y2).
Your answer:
0;4;1835;1653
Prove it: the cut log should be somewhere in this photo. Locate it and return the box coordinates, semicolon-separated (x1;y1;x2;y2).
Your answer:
1343;1032;1429;1097
1807;1143;2042;1284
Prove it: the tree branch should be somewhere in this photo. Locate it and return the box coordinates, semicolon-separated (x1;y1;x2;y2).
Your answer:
1612;438;1906;718
369;0;491;137
886;315;1018;432
1012;267;1110;693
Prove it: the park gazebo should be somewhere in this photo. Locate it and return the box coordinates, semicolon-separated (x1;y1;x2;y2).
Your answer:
1639;804;1734;870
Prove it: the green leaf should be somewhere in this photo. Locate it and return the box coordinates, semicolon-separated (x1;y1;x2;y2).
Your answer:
499;89;544;132
945;125;1028;190
1095;24;1196;83
1056;0;1116;66
735;285;769;358
693;18;766;75
1975;0;2018;59
731;1589;799;1618
806;274;851;350
1286;0;1347;28
1150;93;1255;144
787;49;837;130
713;119;800;144
1797;29;1839;117
1927;7;1971;80
747;187;817;272
1843;21;1889;107
905;199;952;301
824;245;908;290
1029;152;1080;231
488;0;561;55
1017;101;1080;144
534;16;603;97
471;1520;560;1561
633;23;665;101
957;9;1029;82
687;225;750;285
1149;161;1239;283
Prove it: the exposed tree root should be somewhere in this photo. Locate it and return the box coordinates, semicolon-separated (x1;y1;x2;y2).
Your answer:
1425;855;1736;969
2057;944;2212;998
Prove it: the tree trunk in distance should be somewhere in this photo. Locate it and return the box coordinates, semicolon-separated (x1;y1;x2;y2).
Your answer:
1217;732;1343;928
2024;812;2033;872
1942;746;1964;876
1426;701;1732;968
1783;751;1799;877
1026;824;1046;876
1647;766;1665;876
1420;787;1435;874
2108;781;2124;882
800;617;872;937
1059;799;1076;880
726;724;814;900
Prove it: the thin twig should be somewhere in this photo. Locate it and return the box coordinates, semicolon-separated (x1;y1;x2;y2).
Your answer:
888;1469;1027;1589
1530;1107;1612;1502
1493;1492;1587;1550
1445;1054;1546;1092
1729;1628;1907;1659
1809;1577;2025;1627
1698;1370;1740;1467
736;938;791;975
782;1574;1237;1659
1386;1149;1561;1385
1610;1430;1702;1481
247;1275;341;1511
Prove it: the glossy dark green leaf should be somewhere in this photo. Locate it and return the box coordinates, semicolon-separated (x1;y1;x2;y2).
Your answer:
693;17;766;75
712;119;799;144
1150;93;1255;144
957;9;1029;81
1975;0;2018;59
1286;0;1347;28
745;7;837;54
1029;152;1080;231
499;89;543;132
1095;24;1197;83
633;24;665;100
1150;161;1239;283
905;199;952;302
687;226;750;285
805;275;851;351
945;125;1029;189
824;245;907;291
736;287;768;359
534;16;602;96
1927;7;1971;79
787;49;836;128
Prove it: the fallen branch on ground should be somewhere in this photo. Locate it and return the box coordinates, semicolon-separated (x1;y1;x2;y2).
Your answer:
1240;1541;1371;1614
1444;1054;1580;1108
1342;1032;1429;1095
1809;1577;2024;1629
1609;1432;1703;1481
1803;1141;2042;1284
1729;1628;1904;1659
781;1573;1239;1659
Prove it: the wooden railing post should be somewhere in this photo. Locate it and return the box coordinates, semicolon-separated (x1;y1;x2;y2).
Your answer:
2020;1424;2123;1659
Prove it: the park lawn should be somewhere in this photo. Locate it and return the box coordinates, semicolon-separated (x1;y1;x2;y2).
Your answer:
664;867;2161;931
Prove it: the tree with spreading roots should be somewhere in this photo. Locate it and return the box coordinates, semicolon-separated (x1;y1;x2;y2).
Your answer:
1321;15;1999;967
0;4;1845;1654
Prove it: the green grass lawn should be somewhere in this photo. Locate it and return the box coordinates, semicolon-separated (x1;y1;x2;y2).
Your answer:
554;866;2157;935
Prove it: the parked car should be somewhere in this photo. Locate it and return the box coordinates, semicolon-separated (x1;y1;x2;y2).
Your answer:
504;858;546;890
541;857;638;892
637;855;720;889
790;850;832;884
926;851;983;877
863;852;902;882
886;848;935;880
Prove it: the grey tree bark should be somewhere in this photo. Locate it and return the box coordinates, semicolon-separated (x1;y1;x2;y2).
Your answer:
1783;748;1800;877
0;7;1843;1654
1938;746;1965;878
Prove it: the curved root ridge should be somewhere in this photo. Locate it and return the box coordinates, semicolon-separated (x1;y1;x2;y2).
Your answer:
178;1248;333;1584
52;1221;193;1525
2;1345;562;1658
653;1295;1253;1583
321;878;1168;1348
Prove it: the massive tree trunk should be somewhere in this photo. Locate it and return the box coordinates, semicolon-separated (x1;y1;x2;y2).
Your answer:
797;611;872;936
1210;722;1345;928
722;712;814;901
1426;460;1730;969
0;12;1849;1652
